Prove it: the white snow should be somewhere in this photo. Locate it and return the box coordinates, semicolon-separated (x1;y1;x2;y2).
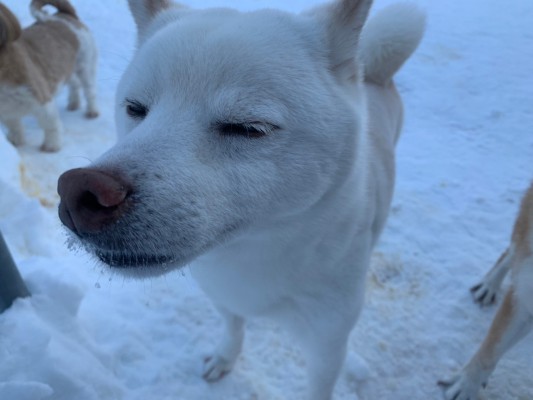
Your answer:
1;0;532;399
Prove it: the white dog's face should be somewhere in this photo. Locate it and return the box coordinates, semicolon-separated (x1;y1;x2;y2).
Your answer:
65;3;367;275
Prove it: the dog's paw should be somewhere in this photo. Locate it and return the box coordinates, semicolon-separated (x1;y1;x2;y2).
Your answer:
85;110;99;119
67;100;80;111
471;280;499;307
438;374;484;400
202;355;234;382
40;141;61;153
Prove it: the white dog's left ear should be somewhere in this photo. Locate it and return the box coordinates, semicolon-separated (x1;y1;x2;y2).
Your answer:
128;0;184;44
313;0;373;83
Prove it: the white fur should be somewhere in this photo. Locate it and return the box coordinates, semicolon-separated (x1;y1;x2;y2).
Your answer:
30;3;55;21
72;1;425;398
360;2;426;85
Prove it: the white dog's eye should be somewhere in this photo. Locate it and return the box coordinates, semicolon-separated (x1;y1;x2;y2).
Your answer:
217;122;279;138
125;99;149;120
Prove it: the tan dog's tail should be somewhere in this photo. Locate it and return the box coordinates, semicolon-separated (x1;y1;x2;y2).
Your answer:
30;0;79;22
0;3;22;48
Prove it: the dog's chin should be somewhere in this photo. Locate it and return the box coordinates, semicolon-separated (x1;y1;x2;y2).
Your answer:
65;222;242;278
94;251;184;278
96;251;175;268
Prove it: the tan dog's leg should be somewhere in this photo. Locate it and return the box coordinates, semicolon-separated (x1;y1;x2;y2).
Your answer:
67;75;81;111
3;118;25;147
471;248;512;306
79;67;99;119
75;44;99;119
35;102;62;152
439;288;533;400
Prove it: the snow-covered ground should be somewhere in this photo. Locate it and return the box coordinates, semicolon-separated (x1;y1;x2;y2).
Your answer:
1;0;532;399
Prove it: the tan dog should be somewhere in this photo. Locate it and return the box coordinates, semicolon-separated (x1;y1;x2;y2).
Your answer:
440;182;533;399
0;0;98;152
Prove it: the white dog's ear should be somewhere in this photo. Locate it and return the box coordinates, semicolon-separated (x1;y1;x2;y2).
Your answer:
128;0;184;43
312;0;373;83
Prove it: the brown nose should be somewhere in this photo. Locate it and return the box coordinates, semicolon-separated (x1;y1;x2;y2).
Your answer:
57;168;131;235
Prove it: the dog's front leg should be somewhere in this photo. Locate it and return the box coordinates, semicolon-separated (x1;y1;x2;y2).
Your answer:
305;333;349;400
203;306;245;382
439;288;533;400
291;311;354;400
35;101;62;152
77;63;99;119
67;75;81;112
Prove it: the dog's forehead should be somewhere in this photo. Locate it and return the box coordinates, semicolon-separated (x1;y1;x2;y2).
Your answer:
128;8;323;95
156;7;317;51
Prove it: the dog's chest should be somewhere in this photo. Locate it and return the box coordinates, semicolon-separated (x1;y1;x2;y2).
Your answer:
0;85;39;117
190;238;299;317
189;212;375;318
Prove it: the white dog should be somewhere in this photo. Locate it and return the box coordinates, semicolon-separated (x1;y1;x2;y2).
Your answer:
57;0;425;398
439;182;533;400
0;0;98;152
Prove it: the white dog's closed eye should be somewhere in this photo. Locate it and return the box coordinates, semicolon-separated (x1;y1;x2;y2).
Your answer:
124;99;149;120
215;121;280;138
123;96;280;139
123;98;280;138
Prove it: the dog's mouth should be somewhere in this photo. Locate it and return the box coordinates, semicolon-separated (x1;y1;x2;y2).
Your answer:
96;251;175;268
70;220;243;273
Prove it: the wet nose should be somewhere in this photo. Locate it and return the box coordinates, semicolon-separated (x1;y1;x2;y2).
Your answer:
57;168;131;234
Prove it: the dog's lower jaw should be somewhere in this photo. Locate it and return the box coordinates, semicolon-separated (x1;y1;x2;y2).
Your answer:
96;251;176;269
95;254;183;279
65;231;182;277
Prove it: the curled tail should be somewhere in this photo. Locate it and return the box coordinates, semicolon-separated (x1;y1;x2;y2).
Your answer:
30;0;79;22
0;3;22;48
360;2;426;85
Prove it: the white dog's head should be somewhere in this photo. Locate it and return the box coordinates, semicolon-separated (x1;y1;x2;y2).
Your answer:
57;0;372;275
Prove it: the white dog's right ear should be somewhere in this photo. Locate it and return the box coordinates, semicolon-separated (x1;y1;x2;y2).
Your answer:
128;0;184;44
309;0;373;84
